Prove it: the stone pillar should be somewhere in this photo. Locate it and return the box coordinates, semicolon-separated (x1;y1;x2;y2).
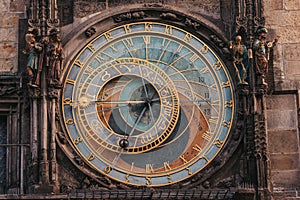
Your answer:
30;88;40;190
40;69;49;184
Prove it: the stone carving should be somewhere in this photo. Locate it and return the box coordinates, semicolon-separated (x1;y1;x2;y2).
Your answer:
210;34;225;48
113;11;146;23
160;13;182;21
143;3;163;7
0;86;18;96
22;30;43;87
57;131;67;144
185;18;201;30
74;155;85;167
85;27;96;38
229;35;249;84
46;29;64;88
253;27;279;85
74;1;106;18
60;183;74;193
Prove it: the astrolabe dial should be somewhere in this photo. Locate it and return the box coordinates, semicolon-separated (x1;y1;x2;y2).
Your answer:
61;22;235;186
74;58;180;154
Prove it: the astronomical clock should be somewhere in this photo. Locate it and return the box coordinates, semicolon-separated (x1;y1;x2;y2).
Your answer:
60;21;236;188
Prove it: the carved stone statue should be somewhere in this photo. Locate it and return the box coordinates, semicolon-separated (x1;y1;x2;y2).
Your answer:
253;27;279;85
22;31;43;87
230;35;249;84
46;29;64;88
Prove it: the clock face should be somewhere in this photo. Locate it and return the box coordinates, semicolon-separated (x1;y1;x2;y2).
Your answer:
62;22;235;187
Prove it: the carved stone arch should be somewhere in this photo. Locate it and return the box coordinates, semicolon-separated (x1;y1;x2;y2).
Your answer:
57;5;245;190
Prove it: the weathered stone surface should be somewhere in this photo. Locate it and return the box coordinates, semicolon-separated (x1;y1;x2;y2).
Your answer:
274;27;300;44
9;0;25;12
0;58;17;73
268;130;299;153
267;11;300;27
0;43;17;59
0;13;19;27
286;61;300;77
0;28;17;42
266;94;296;110
270;153;300;170
266;110;297;130
0;0;9;12
271;0;284;10
284;0;300;10
284;44;300;61
271;170;300;185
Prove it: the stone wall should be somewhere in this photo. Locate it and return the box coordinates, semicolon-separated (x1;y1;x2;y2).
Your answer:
264;0;300;198
0;0;25;74
264;0;300;90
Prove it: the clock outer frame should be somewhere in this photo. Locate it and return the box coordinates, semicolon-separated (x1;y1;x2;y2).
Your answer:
57;6;242;189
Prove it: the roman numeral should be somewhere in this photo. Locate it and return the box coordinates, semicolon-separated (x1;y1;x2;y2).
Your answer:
202;131;213;141
74;59;83;67
143;36;150;44
189;54;198;63
164;161;172;171
145;164;154;173
192;144;202;152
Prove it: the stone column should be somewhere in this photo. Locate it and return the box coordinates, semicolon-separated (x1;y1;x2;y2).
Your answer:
40;69;49;185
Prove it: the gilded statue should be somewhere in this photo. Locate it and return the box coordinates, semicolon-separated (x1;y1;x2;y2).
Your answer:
22;31;43;87
253;27;279;85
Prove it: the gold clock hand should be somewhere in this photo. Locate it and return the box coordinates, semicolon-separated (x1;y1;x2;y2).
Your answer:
95;100;145;104
97;104;128;113
75;96;145;107
110;106;147;171
126;105;147;139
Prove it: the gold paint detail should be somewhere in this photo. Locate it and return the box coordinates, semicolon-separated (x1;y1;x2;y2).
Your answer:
74;59;83;67
125;174;130;183
214;60;222;70
202;131;213;141
145;163;155;173
200;45;209;54
66;79;75;85
87;153;95;161
192;144;202;152
164;161;172;171
145;177;152;186
223;121;231;128
145;22;152;31
168;175;173;183
63;98;73;106
65;119;74;125
222;81;230;88
104;32;112;40
214;139;224;148
73;137;83;145
124;24;132;33
184;33;192;42
164;25;173;35
87;44;96;52
143;36;150;45
225;100;233;108
104;165;111;174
